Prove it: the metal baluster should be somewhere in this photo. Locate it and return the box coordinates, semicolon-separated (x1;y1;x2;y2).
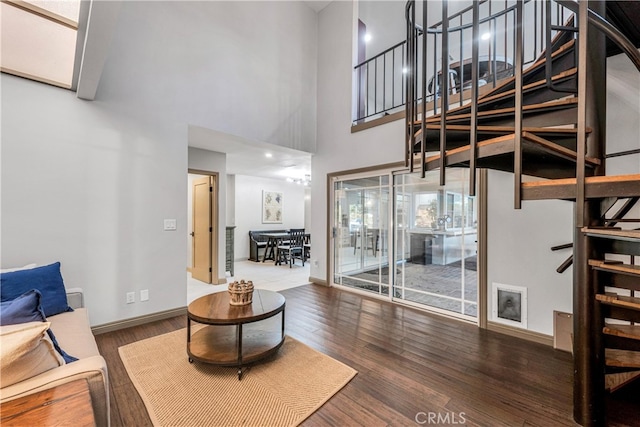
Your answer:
374;58;378;115
534;0;538;62
366;62;370;118
357;65;362;122
576;0;587;227
433;32;438;114
383;52;386;111
504;0;508;68
492;15;497;87
440;0;449;186
421;0;428;178
469;0;479;197
402;42;405;104
459;15;464;108
405;1;412;167
392;48;396;107
514;0;523;209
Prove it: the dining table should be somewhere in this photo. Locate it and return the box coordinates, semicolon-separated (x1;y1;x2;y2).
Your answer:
258;232;292;262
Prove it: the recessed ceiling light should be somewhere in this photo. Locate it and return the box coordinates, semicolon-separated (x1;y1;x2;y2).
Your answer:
265;153;273;158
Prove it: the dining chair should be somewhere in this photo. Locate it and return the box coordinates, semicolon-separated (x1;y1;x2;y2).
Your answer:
276;229;306;268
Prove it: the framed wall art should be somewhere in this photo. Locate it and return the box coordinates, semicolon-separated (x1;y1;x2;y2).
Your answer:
262;190;283;223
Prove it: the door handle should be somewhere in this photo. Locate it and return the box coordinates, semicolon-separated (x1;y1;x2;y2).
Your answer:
190;232;195;237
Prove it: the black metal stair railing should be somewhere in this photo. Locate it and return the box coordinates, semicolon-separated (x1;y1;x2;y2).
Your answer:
403;0;543;203
402;1;640;426
356;0;562;125
404;0;585;200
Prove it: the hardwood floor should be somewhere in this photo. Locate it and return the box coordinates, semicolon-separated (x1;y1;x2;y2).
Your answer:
95;284;639;426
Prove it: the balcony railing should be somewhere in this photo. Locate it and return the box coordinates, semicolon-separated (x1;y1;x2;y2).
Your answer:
353;0;573;124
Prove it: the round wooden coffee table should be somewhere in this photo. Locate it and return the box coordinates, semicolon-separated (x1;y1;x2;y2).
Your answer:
187;289;285;380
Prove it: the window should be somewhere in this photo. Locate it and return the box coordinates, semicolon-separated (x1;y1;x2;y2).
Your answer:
1;0;81;89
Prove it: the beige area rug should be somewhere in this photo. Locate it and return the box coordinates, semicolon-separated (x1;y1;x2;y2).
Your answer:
118;329;357;427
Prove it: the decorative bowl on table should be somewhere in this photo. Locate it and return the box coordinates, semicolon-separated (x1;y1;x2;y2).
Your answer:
228;280;254;306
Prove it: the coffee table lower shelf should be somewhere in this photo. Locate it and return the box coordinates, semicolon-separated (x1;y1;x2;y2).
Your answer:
187;325;285;378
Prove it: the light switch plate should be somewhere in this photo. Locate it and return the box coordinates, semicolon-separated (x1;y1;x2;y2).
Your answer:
164;219;177;231
140;289;149;302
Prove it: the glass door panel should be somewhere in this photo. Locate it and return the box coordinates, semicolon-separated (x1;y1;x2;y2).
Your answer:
333;175;390;296
393;168;478;319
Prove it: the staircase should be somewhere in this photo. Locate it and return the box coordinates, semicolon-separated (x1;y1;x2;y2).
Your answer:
404;1;640;425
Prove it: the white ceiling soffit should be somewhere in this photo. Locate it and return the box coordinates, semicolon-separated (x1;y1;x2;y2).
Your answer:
188;125;312;181
76;0;122;100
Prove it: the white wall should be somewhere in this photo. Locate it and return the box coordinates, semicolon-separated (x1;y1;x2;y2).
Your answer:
304;187;311;231
187;147;227;283
234;175;306;260
607;52;640;176
1;75;187;326
227;174;236;227
358;1;406;60
1;1;318;326
486;171;574;335
313;1;408;280
95;0;318;154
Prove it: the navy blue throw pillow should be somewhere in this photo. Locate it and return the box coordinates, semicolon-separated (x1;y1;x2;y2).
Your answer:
0;262;72;317
0;289;77;363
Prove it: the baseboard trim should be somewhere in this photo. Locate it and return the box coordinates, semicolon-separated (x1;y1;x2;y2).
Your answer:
92;307;187;335
309;276;328;287
186;267;192;273
218;277;228;285
487;321;554;347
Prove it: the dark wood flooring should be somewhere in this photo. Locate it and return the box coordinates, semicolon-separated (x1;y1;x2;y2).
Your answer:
95;284;639;426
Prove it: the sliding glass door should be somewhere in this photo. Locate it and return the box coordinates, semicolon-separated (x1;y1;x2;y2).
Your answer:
330;168;478;321
332;175;390;296
393;169;478;319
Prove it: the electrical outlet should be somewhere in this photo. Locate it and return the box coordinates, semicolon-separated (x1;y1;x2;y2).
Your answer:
140;289;149;302
126;292;135;304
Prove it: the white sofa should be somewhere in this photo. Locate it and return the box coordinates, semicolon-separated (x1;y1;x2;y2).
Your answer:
0;289;109;426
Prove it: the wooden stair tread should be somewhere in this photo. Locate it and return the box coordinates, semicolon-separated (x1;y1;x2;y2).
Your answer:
606;371;640;392
597;293;640;311
521;132;599;165
412;124;591;152
414;123;588;136
449;39;576;111
604;323;640;341
583;228;640;242
475;68;577;106
606;348;640;368
417;97;578;125
521;174;640;201
418;67;578;122
589;259;640;276
415;132;600;170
